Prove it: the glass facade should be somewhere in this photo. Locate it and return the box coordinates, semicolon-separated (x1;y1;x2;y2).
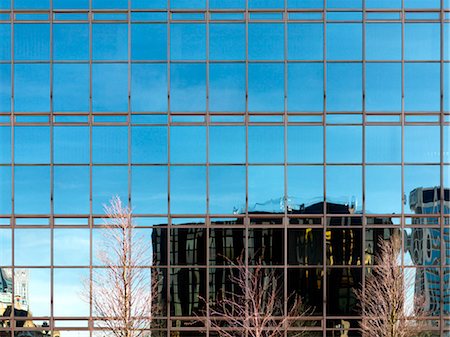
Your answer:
0;0;449;336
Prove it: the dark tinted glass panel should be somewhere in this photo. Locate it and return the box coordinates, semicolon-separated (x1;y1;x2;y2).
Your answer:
288;229;323;265
327;268;361;315
287;268;324;315
248;228;284;265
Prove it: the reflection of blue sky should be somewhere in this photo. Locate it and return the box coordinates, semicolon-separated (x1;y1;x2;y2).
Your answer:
54;229;90;266
0;229;11;265
15;229;50;266
54;268;89;316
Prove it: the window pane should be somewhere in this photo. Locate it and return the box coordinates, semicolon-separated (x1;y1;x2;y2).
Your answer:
54;229;90;266
288;166;323;211
248;126;284;164
14;126;50;164
326;63;362;112
0;64;10;112
170;64;206;112
209;63;245;112
288;0;324;8
405;23;440;61
366;0;401;7
170;166;206;214
210;0;245;8
54;269;89;316
404;0;440;8
14;64;50;112
93;126;128;164
326;126;362;163
93;64;128;112
170;126;206;164
405;165;440;214
405;126;440;163
15;0;49;8
366;23;401;60
209;23;245;60
15;268;50;316
54;126;89;164
14;166;50;214
366;166;402;214
288;126;323;163
405;63;440;112
171;0;205;8
0;24;10;60
209;126;245;164
366;126;401;163
132;166;168;214
54;166;90;214
288;63;323;112
131;24;167;60
248;23;284;60
131;126;167;164
0;126;11;164
131;63;167;112
93;0;127;8
327;24;362;60
14;23;49;60
53;24;89;60
249;0;284;8
15;229;50;265
53;64;89;112
209;166;246;214
170;23;206;61
366;63;401;112
53;0;89;8
326;166;362;213
248;166;284;213
0;166;11;214
248;63;284;112
288;23;323;60
0;229;11;265
92;166;128;214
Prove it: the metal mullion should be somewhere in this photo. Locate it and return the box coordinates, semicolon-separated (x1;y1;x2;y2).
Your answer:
440;0;445;333
400;0;406;301
322;1;327;334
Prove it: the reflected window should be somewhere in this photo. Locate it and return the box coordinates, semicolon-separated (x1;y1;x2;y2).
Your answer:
92;166;128;214
209;23;245;60
405;165;440;214
209;63;245;112
93;126;128;164
131;24;167;60
248;228;284;265
54;229;90;266
326;63;362;112
366;23;401;60
209;166;246;214
248;64;284;112
209;126;245;164
326;166;362;213
170;268;206;317
248;23;284;60
170;64;206;112
209;228;245;264
14;166;50;214
54;166;90;214
366;63;401;112
170;166;206;214
0;166;11;215
327;229;362;265
405;63;440;112
15;229;50;266
15;268;50;317
366;126;401;163
405;23;440;61
14;24;49;60
288;166;323;211
366;166;401;214
170;24;205;61
170;126;206;164
170;228;206;265
54;126;89;164
288;229;323;265
54;269;90;316
248;126;284;164
248;166;284;213
132;166;168;214
53;23;89;60
326;126;362;163
288;63;323;112
287;268;323;315
14;64;50;112
288;126;323;163
0;64;10;112
53;64;89;112
131;64;167;112
0;24;10;60
327;268;361;315
405;126;440;163
327;24;362;60
131;126;168;163
93;64;128;112
288;23;323;60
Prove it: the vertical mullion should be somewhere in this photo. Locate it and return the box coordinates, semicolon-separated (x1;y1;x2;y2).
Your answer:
322;0;327;335
10;0;15;334
49;0;54;332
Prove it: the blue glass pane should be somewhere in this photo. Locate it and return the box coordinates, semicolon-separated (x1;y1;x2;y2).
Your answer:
14;126;50;164
327;24;362;60
405;126;440;163
171;24;206;61
170;166;206;214
405;63;440;112
248;63;284;112
0;24;10;60
53;64;89;112
14;24;49;60
248;23;284;60
54;166;90;214
404;0;440;8
326;63;362;112
93;24;128;60
0;64;10;112
170;64;206;112
92;0;128;8
288;63;323;112
92;166;128;214
249;0;284;8
54;126;89;164
93;126;128;164
405;24;440;60
366;126;401;163
326;166;362;212
132;166;168;214
404;165;440;214
131;64;167;112
170;126;206;164
248;126;284;164
327;0;361;7
366;166;401;214
209;24;245;60
288;0;324;8
15;229;50;265
366;63;401;112
288;23;323;60
171;0;205;9
14;0;49;8
0;229;11;264
326;126;362;163
0;126;10;164
248;166;284;213
132;0;167;8
0;0;10;9
131;126;167;164
209;64;245;112
366;0;401;7
366;23;401;60
53;0;89;8
53;24;89;60
288;166;323;210
209;166;246;214
14;166;50;214
209;126;245;164
54;269;89;316
131;24;167;60
0;166;11;214
14;64;50;112
93;64;128;112
288;126;323;163
209;0;245;8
